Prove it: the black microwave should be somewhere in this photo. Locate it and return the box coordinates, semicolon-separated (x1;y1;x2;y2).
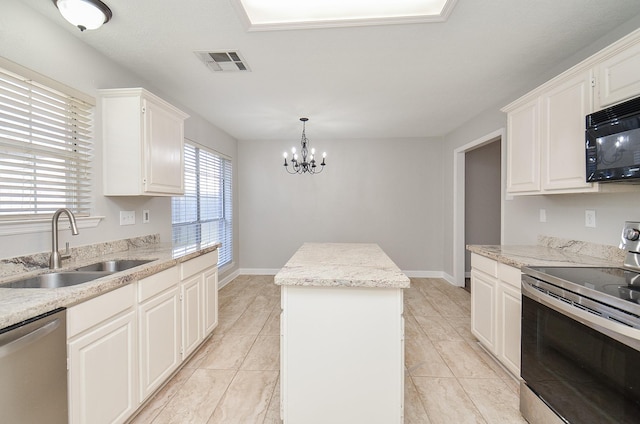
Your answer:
586;95;640;182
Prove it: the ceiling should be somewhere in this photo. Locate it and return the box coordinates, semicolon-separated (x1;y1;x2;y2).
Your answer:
19;0;640;140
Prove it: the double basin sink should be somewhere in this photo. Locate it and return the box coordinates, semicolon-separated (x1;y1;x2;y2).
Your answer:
1;259;155;289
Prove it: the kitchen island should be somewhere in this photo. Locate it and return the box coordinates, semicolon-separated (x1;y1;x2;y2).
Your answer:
275;243;410;424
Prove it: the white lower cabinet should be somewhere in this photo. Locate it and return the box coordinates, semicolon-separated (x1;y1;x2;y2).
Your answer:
470;253;522;376
498;282;522;375
470;269;497;352
67;285;137;424
137;267;181;402
203;267;219;335
181;274;203;359
67;251;219;423
180;249;219;351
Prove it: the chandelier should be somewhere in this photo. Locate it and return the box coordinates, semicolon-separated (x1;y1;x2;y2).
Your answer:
283;118;326;174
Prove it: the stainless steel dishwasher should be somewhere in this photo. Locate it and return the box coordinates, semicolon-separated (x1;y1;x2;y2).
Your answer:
0;308;68;424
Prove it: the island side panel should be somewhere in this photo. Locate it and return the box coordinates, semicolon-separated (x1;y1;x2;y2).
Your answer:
280;285;404;424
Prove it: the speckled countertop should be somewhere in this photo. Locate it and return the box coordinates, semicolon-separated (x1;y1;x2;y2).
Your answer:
274;242;410;288
467;236;625;269
0;236;220;329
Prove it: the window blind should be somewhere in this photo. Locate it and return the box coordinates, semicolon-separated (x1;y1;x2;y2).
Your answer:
172;143;233;267
0;65;93;218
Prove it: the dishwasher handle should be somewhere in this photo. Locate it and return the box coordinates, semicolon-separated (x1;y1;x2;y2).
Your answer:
0;318;61;359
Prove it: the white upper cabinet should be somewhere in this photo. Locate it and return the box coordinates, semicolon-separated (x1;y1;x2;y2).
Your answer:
503;29;640;195
101;88;189;196
504;71;597;195
596;38;640;109
506;97;541;193
540;70;595;192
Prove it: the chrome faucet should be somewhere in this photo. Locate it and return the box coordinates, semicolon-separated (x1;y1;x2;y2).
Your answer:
50;208;79;269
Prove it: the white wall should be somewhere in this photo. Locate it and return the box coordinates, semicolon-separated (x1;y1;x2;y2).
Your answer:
0;1;239;280
238;137;444;273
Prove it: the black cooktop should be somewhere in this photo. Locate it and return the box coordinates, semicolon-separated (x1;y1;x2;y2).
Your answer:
523;266;640;314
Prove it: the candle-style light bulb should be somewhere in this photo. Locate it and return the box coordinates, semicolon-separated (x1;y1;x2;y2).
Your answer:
322;152;327;158
311;148;316;155
291;147;296;154
283;152;288;158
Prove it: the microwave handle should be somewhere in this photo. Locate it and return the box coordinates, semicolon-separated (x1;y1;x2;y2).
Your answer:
522;277;640;351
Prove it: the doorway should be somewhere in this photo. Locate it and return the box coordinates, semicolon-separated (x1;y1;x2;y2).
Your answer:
452;129;505;288
464;140;502;290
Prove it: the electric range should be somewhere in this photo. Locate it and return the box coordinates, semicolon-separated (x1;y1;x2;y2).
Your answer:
519;221;640;424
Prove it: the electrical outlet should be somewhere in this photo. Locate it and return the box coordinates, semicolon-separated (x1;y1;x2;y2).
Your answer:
585;210;596;228
539;209;547;223
143;209;150;223
119;210;135;226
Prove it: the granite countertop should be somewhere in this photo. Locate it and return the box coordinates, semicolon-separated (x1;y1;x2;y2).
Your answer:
0;240;220;329
274;242;410;288
467;242;624;269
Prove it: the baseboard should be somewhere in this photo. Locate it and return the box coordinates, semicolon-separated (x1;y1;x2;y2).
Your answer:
218;268;240;289
402;270;445;278
239;268;280;275
441;272;461;287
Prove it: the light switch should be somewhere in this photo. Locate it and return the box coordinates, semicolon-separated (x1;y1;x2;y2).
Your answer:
119;210;135;226
143;209;150;223
539;209;547;223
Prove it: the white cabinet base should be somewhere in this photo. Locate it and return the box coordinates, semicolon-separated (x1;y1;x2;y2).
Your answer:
470;253;522;377
281;285;404;424
67;284;137;424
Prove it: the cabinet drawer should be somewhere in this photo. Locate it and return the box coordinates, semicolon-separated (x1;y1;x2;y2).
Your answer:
68;284;135;338
471;253;498;277
138;266;180;302
499;263;522;289
181;250;218;279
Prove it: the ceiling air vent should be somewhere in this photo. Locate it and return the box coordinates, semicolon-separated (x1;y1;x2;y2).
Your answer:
195;50;250;72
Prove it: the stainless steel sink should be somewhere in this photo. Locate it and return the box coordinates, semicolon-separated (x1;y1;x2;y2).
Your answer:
1;272;112;289
73;259;155;272
0;259;156;289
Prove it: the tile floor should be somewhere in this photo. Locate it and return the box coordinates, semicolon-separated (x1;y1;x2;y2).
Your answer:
130;275;526;424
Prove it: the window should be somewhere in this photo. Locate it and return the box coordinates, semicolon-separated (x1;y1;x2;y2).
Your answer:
0;60;93;218
172;142;233;267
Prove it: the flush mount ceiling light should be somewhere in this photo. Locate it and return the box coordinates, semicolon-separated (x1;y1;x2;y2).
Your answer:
283;118;326;174
53;0;112;31
233;0;458;31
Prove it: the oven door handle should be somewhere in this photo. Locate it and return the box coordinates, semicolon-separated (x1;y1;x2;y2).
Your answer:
522;278;640;351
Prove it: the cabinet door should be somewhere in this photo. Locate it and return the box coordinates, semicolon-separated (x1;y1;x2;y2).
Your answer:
143;97;185;195
138;287;181;402
506;98;541;193
541;71;595;191
182;275;203;358
470;270;497;354
203;267;219;336
596;40;640;109
68;311;136;424
498;283;521;376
